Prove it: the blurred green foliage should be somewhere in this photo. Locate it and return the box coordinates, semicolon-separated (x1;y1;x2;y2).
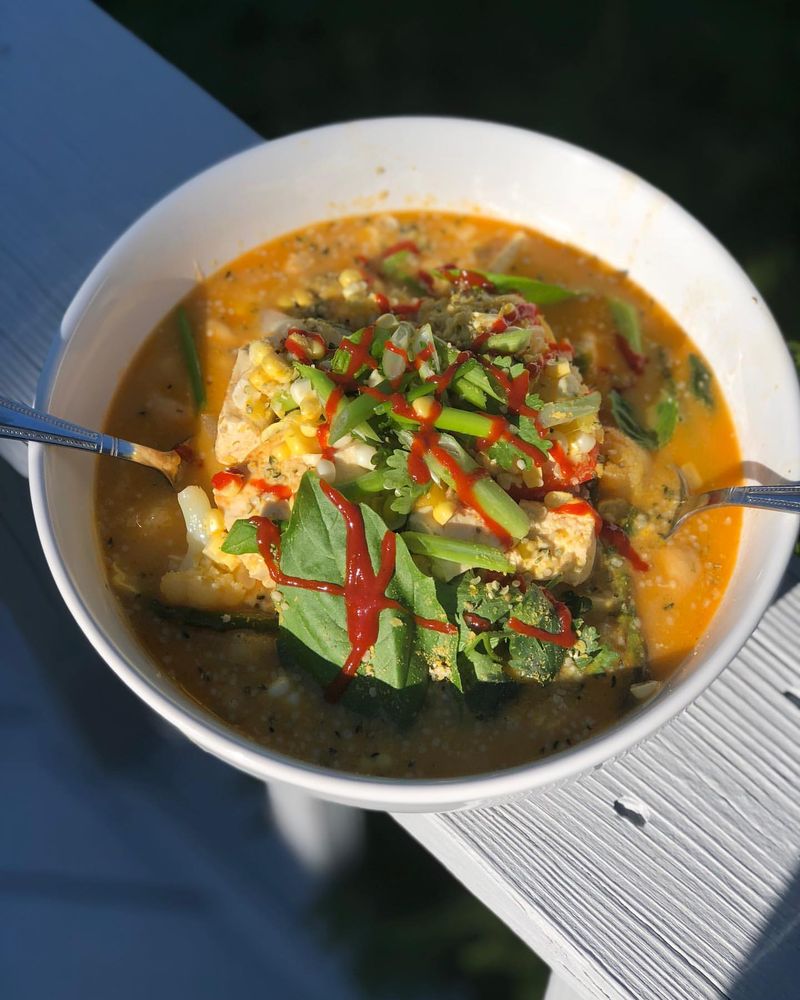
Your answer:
314;812;549;999
101;0;798;332
97;2;800;995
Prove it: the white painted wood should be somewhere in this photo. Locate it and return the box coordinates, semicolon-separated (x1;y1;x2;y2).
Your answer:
545;974;584;1000
268;784;366;875
0;0;361;879
3;1;798;995
396;563;800;999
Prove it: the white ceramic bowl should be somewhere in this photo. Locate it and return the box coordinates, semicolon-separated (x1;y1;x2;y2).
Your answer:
30;117;800;812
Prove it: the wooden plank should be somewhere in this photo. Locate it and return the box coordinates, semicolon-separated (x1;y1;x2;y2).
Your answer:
396;561;800;999
0;0;255;471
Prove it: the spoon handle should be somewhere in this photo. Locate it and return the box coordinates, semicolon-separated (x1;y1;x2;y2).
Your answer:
717;483;800;514
0;396;134;460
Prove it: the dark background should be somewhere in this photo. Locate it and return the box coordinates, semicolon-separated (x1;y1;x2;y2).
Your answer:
100;0;799;337
60;2;797;997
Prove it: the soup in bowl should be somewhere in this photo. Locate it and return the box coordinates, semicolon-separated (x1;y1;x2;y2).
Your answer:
31;119;800;811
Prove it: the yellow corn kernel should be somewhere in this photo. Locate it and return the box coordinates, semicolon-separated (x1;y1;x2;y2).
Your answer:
555;360;571;377
246;398;270;424
299;396;322;421
287;433;310;457
339;268;364;288
263;355;292;382
249;341;269;366
432;501;456;525
513;539;536;562
418;483;447;508
522;465;544;488
248;368;270;392
299;422;319;438
204;531;240;571
412;396;436;420
292;289;314;308
270;442;290;463
207;509;225;533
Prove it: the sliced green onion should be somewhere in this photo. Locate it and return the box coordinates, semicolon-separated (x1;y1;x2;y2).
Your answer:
401;532;514;573
401;431;529;542
483;328;532;354
177;307;206;410
329;384;390;445
293;364;380;443
483;271;577;304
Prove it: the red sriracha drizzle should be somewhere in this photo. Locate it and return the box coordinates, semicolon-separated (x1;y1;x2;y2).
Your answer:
249;479;293;500
508;591;577;648
599;520;650;572
316;386;344;461
329;326;378;388
211;469;244;491
251;482;455;703
615;334;647;376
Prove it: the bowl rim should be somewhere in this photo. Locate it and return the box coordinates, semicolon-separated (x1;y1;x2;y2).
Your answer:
28;115;800;811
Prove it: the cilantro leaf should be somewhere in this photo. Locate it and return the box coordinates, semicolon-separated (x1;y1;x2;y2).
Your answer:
505;586;567;682
382;449;429;515
517;416;552;454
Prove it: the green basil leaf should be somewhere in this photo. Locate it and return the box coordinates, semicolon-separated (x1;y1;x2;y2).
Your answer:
688;354;714;408
276;474;456;723
221;518;259;555
609;390;658;450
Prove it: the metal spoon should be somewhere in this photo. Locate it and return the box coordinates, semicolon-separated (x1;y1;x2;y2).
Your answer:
668;466;800;538
0;396;182;486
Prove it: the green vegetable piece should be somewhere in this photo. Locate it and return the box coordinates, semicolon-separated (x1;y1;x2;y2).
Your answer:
483;271;577;304
328;383;389;445
294;363;380;443
177;307;206;410
538;391;601;428
483;328;532;355
415;432;530;542
330;326;388;378
271;388;299;415
688;354;714;408
505;586;567;682
608;298;643;354
276;474;457;725
609;390;658;450
654;390;679;447
380;250;428;295
152;600;276;632
382;449;428;515
221;518;259;555
401;532;515;573
454;574;517;713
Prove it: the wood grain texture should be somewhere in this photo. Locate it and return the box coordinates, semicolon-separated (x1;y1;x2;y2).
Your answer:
397;561;800;999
